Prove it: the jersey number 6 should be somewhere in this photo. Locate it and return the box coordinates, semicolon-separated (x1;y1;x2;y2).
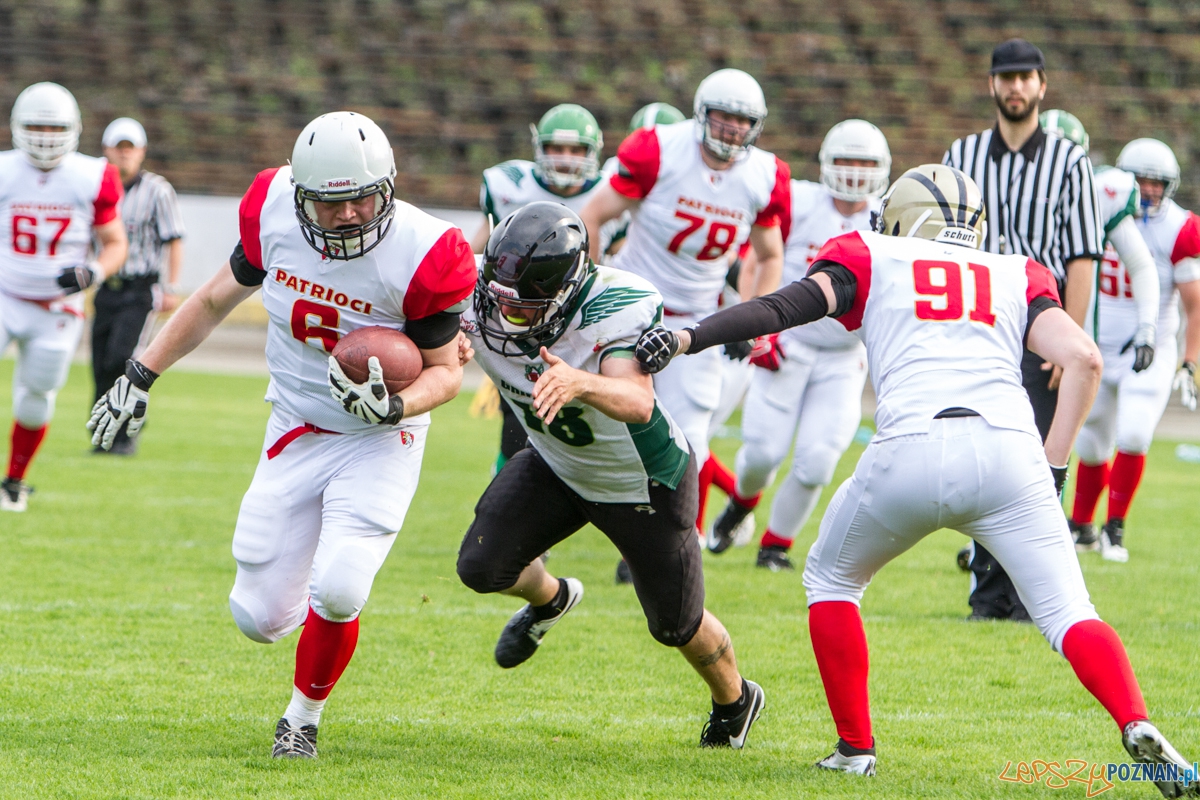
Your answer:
912;260;996;326
667;211;739;261
291;298;340;351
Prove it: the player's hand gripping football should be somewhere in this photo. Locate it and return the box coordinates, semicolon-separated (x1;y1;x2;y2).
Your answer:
328;355;405;425
1173;361;1197;411
635;326;685;374
531;347;588;423
87;360;156;449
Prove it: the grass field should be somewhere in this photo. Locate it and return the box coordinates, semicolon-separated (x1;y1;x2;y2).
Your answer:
0;361;1198;799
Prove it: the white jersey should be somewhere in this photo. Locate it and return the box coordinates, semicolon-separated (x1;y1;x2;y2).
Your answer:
780;180;876;351
480;159;611;224
464;265;691;503
819;231;1061;442
610;120;790;315
0;149;122;300
239;167;476;434
1097;196;1200;350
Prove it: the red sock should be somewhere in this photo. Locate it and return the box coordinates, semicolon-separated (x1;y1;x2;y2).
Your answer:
808;601;873;750
696;455;715;531
293;606;360;701
760;529;793;549
708;453;737;496
7;423;47;482
1071;460;1109;525
1061;619;1147;731
1107;451;1146;521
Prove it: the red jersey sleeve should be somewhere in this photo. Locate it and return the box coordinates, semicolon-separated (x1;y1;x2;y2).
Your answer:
811;231;872;331
402;226;477;320
753;157;792;240
610;128;661;199
1024;258;1061;305
238;168;280;270
1170;212;1200;264
93;163;123;226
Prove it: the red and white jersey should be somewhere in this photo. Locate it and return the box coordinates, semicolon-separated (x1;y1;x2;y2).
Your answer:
0;150;122;300
610;120;790;315
817;230;1060;442
781;180;876;351
1097;198;1200;349
240;167;476;433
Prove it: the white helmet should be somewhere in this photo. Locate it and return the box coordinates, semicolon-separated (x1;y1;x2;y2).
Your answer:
291;111;397;260
692;68;767;162
1116;138;1180;217
11;82;82;170
819;119;891;201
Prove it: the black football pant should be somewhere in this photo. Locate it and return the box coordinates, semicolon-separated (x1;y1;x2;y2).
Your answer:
498;399;527;462
91;276;157;445
457;447;705;647
967;348;1057;619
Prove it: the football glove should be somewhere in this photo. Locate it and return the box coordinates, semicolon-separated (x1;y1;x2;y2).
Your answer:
1120;323;1156;373
87;360;157;450
1173;361;1197;411
56;262;104;295
635;326;683;374
1050;464;1069;499
749;334;784;371
328;356;404;425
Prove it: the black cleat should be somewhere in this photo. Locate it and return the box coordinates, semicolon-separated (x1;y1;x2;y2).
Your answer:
700;679;765;749
1069;518;1099;552
706;500;754;554
494;577;583;668
0;477;32;513
1101;518;1129;563
756;545;795;571
614;558;633;584
956;545;972;572
272;718;317;759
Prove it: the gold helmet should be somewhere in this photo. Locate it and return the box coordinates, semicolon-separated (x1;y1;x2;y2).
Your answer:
873;164;986;249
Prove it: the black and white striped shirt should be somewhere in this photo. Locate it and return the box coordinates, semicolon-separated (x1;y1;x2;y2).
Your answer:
117;170;185;278
943;125;1103;286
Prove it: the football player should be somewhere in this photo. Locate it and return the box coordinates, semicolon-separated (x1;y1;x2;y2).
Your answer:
579;68;790;515
706;119;888;568
635;166;1198;795
458;202;765;749
0;82;127;512
90;112;476;758
1069;138;1200;561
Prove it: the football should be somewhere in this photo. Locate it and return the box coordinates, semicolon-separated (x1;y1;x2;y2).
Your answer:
331;326;423;395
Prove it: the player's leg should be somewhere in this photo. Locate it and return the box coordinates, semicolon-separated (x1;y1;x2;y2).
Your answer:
456;447;588;668
759;346;866;570
591;454;764;748
1104;338;1177;562
652;336;721;468
90;281;156;454
494;397;527;473
1071;376;1119;550
695;356;752;531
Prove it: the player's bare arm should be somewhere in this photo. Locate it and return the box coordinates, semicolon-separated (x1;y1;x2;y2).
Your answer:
394;335;467;418
747;224;784;297
580;183;638;260
159;238;185;313
92;217;129;279
531;346;654;425
1026;306;1103;468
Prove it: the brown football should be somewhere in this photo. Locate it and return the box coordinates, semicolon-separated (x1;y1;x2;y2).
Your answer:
331;326;423;395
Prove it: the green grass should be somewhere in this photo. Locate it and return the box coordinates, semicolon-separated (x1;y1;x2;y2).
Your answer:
0;362;1197;799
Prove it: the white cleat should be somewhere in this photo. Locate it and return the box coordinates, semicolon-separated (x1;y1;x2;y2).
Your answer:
1101;519;1130;563
0;478;31;512
1122;721;1200;798
731;512;756;547
816;739;877;776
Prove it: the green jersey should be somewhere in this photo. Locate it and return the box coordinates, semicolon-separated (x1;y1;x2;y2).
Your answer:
464;266;690;503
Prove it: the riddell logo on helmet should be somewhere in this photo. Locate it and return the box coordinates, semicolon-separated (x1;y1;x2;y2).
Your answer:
324;178;357;189
936;227;978;247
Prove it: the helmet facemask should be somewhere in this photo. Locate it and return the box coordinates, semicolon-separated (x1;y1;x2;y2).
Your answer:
698;106;764;162
531;126;600;189
475;248;590;357
293;178;395;260
821;161;890;201
13;124;80;169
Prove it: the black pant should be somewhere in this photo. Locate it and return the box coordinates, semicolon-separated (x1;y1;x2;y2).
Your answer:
498;399;527;461
457;447;705;647
91;277;156;444
967;348;1057;619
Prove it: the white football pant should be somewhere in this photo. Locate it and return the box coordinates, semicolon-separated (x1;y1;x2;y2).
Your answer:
654;313;722;464
708;354;753;435
0;293;84;428
228;408;425;643
737;342;867;539
803;417;1099;653
1075;334;1176;464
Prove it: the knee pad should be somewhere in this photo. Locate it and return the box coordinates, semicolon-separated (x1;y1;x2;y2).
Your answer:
311;545;379;622
791;443;840;487
1115;430;1153;457
229;591;283;644
1074;426;1114;465
12;386;54;429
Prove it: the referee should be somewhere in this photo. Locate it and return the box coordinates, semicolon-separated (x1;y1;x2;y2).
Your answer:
91;117;186;454
943;39;1104;621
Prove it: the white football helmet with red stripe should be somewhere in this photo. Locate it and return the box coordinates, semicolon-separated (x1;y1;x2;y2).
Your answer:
692;69;767;162
10;82;82;170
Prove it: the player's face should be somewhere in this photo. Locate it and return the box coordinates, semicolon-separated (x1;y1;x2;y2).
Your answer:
1135;177;1166;208
312;195;379;230
103;142;146;181
25;124;67;133
705;109;754;146
542;143;590;174
989;71;1044;123
833;157;880;193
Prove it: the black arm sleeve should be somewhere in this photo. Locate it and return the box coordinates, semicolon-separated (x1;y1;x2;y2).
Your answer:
687;278;831;354
405;311;463;350
1024;294;1061;348
808;261;858;317
229;241;266;287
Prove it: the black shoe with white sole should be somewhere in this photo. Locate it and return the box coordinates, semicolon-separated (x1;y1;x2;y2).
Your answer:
699;679;764;749
272;717;317;759
494;577;583;668
1069;517;1099;552
756;545;794;571
707;501;753;554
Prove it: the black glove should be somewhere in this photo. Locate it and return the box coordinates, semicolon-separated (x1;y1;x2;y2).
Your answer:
722;339;754;361
1050;464;1068;499
1120;331;1156;373
56;262;103;295
635;326;682;374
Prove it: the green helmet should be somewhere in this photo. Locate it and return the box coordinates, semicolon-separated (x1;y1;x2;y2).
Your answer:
530;104;603;190
629;102;686;133
1040;109;1089;153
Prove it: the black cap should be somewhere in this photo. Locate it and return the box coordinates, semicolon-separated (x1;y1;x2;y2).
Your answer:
990;38;1045;75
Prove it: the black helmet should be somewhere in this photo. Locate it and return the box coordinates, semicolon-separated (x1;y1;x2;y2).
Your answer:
475;202;593;356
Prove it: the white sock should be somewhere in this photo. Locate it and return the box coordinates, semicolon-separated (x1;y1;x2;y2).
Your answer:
283;686;326;729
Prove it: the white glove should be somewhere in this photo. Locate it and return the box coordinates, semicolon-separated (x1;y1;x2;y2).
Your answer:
87;375;149;449
1174;362;1197;411
328;356;404;425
